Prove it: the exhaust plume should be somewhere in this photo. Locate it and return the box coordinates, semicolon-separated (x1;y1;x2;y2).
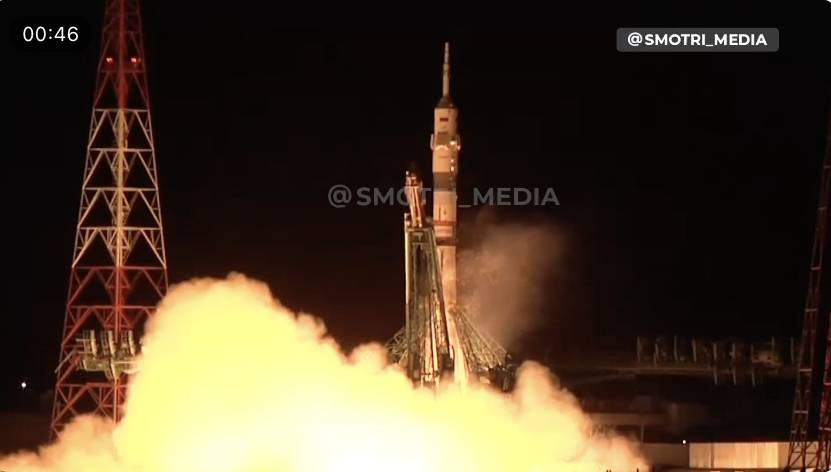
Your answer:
2;273;642;472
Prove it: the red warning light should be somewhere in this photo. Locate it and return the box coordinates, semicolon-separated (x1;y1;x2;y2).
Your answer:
105;57;113;64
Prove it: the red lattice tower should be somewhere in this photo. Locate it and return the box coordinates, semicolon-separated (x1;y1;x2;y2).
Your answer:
815;116;831;470
788;113;831;469
50;0;167;437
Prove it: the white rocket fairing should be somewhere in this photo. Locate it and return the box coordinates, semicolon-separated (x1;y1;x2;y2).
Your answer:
431;42;461;309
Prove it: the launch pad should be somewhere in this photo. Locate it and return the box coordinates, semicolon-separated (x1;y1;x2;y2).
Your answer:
386;172;511;388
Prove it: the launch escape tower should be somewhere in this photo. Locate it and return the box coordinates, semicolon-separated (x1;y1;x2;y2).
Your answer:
788;113;831;470
51;0;167;437
387;44;509;388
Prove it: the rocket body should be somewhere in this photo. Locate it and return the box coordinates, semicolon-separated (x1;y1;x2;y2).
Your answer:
431;43;461;309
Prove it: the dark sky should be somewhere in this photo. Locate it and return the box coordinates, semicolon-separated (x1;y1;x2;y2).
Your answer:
3;1;831;410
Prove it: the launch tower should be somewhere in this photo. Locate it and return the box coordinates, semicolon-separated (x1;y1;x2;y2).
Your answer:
787;112;831;469
388;173;508;387
50;0;168;437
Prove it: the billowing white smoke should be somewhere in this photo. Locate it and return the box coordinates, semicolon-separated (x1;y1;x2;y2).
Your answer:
459;221;564;349
1;274;643;472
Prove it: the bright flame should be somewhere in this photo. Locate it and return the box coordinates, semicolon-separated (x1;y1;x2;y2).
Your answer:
1;273;644;472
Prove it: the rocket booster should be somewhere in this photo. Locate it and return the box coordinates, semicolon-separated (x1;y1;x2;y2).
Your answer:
431;42;461;308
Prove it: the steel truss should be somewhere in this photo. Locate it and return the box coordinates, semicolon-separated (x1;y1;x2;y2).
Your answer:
788;114;831;470
50;0;167;437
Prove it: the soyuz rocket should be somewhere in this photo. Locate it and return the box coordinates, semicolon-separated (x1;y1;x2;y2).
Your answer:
431;42;461;310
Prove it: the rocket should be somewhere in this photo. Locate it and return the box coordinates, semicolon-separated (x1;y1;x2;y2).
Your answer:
431;42;461;309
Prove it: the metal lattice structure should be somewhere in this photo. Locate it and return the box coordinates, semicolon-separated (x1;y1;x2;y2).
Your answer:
51;0;167;437
814;117;831;471
788;113;831;470
387;173;508;388
76;329;139;380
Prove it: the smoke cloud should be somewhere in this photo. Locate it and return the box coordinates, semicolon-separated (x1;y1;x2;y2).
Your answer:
1;273;641;472
459;220;565;349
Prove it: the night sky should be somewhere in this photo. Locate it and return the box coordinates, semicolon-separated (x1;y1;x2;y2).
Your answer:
3;1;831;412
